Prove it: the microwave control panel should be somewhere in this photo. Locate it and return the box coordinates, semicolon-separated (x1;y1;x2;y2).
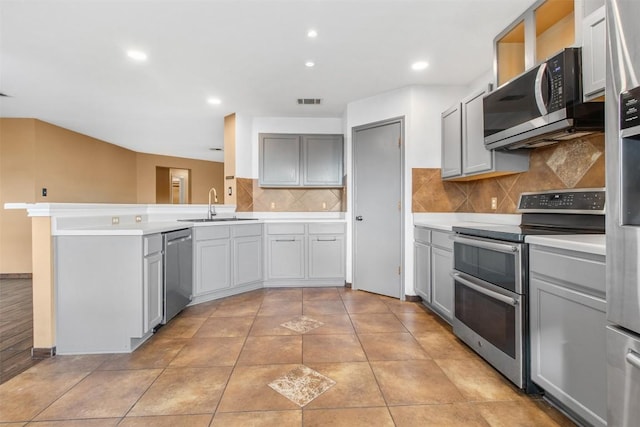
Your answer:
547;55;565;113
621;85;640;130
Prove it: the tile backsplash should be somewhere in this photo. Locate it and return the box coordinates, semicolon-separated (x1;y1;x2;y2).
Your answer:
236;178;344;212
413;134;605;214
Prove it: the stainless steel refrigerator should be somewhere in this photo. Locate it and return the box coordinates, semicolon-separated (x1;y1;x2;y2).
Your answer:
606;1;640;425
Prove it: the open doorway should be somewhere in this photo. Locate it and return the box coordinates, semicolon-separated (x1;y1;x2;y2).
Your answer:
156;167;191;204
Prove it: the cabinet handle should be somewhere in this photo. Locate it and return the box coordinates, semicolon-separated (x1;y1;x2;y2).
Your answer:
317;237;337;242
275;239;296;242
626;350;640;370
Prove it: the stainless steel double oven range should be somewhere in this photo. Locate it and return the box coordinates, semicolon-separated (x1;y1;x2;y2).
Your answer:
451;188;605;392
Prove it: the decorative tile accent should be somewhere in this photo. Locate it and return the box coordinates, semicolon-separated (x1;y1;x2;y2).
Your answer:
235;178;344;212
412;134;605;214
268;365;336;407
281;315;324;334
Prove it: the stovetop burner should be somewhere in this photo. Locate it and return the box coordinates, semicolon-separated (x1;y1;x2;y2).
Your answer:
453;188;606;243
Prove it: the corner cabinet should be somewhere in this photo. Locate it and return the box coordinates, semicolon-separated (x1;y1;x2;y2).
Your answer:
441;87;529;181
529;244;607;427
192;223;263;303
413;226;454;323
259;133;344;188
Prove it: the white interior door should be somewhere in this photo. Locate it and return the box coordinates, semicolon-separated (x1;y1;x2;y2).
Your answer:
353;119;403;298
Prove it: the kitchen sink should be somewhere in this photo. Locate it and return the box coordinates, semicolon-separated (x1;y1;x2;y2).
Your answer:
178;217;258;222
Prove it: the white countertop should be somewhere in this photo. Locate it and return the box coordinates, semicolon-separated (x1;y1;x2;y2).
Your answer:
413;212;521;231
526;234;606;256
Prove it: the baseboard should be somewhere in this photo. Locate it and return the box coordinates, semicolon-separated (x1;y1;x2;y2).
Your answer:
404;295;422;302
32;347;56;359
0;273;33;279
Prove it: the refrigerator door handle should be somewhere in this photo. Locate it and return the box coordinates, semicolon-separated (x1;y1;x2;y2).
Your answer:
626;350;640;370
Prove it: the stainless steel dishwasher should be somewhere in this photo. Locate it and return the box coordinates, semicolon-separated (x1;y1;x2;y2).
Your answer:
162;228;193;323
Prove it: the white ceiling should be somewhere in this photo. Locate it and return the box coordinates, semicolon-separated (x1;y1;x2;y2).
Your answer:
0;0;533;162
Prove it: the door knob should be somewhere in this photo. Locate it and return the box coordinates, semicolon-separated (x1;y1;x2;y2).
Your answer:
355;216;363;221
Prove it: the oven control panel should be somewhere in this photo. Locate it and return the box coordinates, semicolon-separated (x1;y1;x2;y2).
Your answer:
518;188;605;213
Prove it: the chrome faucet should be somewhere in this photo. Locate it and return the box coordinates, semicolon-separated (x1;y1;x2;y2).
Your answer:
208;187;218;219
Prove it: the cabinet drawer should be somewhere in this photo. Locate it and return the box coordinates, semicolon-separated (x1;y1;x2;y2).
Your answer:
144;234;162;256
530;245;605;295
232;223;263;238
308;222;345;235
266;223;305;235
432;230;453;250
195;225;230;241
414;227;431;244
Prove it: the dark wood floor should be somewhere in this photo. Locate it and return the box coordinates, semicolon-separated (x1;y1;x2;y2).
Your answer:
0;278;40;384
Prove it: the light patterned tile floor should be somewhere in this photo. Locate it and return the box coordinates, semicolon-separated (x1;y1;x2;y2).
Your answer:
0;287;577;426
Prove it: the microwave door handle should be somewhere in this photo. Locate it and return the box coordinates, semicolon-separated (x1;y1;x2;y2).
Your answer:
452;272;519;307
534;62;549;116
626;350;640;370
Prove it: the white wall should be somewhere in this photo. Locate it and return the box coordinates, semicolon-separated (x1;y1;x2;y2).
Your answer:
345;84;466;297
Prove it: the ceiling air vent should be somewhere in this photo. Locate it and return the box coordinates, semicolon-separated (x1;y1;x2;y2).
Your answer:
297;98;322;105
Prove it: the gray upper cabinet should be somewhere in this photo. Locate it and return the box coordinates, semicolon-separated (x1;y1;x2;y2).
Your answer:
441;104;462;179
441;87;528;181
462;89;492;175
302;135;344;187
259;134;301;187
582;5;606;101
259;133;344;188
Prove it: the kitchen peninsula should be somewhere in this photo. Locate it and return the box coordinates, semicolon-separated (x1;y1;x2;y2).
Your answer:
5;203;346;355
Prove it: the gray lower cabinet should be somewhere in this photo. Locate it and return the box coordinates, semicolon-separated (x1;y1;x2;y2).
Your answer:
265;222;345;286
259;133;344;188
529;244;607;427
56;234;163;354
413;226;453;323
143;234;164;333
414;227;431;302
193;224;263;303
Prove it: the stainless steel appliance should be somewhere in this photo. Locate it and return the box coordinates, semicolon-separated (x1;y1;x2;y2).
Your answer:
606;2;640;425
483;47;604;151
162;228;193;323
452;188;605;392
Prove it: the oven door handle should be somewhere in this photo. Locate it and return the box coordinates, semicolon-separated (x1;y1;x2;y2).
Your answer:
453;235;520;254
452;272;519;307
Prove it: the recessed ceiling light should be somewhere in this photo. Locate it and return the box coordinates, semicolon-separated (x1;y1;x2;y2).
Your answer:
411;61;429;71
126;50;147;61
305;61;315;68
307;29;318;38
207;97;222;105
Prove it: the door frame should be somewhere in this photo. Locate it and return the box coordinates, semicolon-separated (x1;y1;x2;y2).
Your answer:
351;116;405;300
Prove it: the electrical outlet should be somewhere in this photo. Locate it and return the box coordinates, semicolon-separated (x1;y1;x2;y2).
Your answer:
491;197;498;210
322;202;327;210
41;188;47;197
270;202;276;209
111;216;120;225
135;215;142;223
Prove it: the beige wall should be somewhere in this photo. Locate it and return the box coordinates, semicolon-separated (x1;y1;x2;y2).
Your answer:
0;119;37;273
0;118;224;274
136;153;224;204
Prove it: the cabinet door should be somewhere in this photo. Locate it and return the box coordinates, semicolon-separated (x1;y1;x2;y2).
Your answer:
267;236;305;279
414;241;431;302
582;6;606;100
308;235;345;279
195;239;231;295
441;104;462;178
233;235;263;286
530;276;607;427
462;88;493;175
143;251;163;332
302;135;344;187
431;246;453;322
259;134;301;187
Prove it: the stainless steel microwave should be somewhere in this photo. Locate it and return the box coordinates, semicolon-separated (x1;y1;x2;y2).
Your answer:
483;48;604;151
